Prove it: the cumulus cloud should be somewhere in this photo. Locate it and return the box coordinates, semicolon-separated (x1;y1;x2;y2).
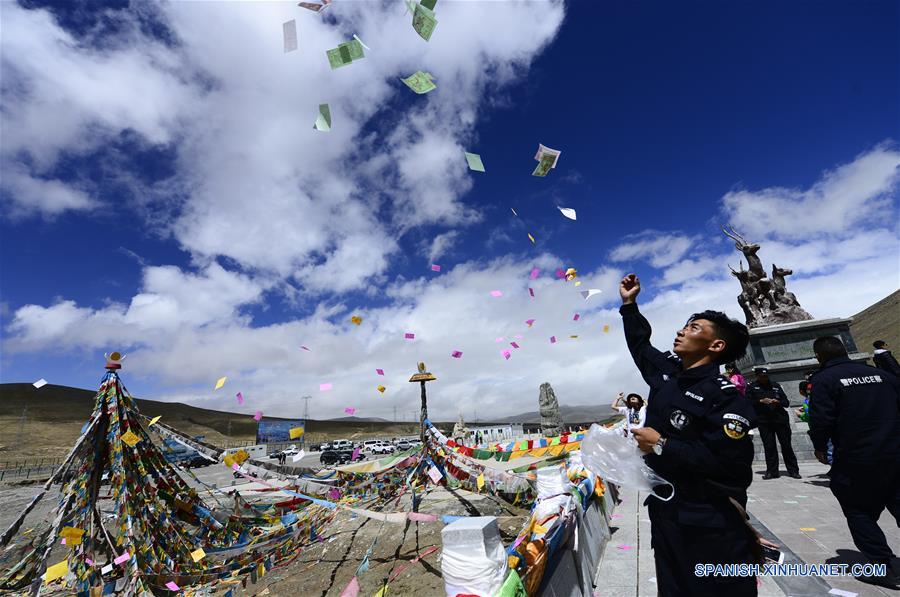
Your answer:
721;144;900;240
1;1;566;294
609;231;696;268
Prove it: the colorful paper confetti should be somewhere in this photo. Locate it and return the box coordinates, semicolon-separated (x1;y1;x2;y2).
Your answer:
527;233;535;244
529;267;540;279
236;392;245;405
573;313;580;321
320;382;333;391
528;287;535;297
451;350;463;358
33;378;48;389
550;336;557;343
254;411;263;421
510;342;520;349
490;290;503;297
405;332;415;340
345;407;356;415
502;350;511;360
214;376;227;390
376;368;384;375
431;264;441;272
525;319;535;327
377;385;386;393
351;315;362;325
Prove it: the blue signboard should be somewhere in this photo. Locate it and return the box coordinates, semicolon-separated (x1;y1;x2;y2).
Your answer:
256;419;305;444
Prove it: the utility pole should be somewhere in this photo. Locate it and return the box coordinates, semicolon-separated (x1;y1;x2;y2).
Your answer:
15;406;27;447
302;396;311;421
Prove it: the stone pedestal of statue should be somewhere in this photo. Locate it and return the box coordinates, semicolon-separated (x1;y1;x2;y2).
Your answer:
735;317;870;462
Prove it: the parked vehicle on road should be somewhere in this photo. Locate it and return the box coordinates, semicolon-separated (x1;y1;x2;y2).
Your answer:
363;440;379;453
319;448;366;466
331;439;352;451
395;440;412;451
371;441;395;455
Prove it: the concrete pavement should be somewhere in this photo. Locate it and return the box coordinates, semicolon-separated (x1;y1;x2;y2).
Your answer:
595;462;899;597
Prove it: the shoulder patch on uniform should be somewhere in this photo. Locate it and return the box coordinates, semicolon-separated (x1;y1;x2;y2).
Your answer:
722;413;749;440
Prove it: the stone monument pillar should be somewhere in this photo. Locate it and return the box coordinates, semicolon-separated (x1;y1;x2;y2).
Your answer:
539;382;563;437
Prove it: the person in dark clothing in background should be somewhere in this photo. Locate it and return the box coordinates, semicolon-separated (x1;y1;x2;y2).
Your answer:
809;335;900;589
747;367;800;479
619;273;760;597
873;340;900;377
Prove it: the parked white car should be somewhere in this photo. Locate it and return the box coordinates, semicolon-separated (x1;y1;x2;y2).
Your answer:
363;440;380;453
371;441;395;455
331;439;352;451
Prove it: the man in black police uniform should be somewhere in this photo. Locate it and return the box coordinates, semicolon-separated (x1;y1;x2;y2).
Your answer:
747;367;800;479
808;335;900;589
619;274;760;596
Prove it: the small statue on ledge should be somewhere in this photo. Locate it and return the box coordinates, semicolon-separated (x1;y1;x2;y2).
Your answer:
723;226;813;328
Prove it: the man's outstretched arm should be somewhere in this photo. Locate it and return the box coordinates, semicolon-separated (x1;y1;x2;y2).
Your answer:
619;274;679;387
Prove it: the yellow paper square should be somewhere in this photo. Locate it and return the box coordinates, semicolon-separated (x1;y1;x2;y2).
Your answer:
121;430;141;447
59;526;84;539
533;523;549;534
148;416;161;426
44;559;68;583
527;233;535;244
223;455;235;467
476;474;485;490
214;376;227;390
233;449;249;464
603;325;610;333
799;527;817;532
190;548;206;562
377;385;386;393
289;427;304;439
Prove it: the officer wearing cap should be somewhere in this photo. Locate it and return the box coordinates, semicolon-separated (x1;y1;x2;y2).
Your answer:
808;335;900;589
618;274;760;596
747;366;800;479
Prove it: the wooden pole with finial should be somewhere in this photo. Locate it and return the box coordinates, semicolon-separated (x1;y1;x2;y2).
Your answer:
408;362;436;444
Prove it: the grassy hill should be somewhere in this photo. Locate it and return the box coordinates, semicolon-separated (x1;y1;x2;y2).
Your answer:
0;383;432;461
850;289;899;357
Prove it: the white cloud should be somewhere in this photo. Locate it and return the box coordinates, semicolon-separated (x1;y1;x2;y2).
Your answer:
1;166;97;217
426;231;460;264
1;0;566;294
609;231;696;268
721;144;900;240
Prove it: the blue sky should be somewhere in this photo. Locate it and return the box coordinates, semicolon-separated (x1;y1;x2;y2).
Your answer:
1;0;898;421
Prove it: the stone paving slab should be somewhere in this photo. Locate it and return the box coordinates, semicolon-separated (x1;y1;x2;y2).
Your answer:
594;462;898;596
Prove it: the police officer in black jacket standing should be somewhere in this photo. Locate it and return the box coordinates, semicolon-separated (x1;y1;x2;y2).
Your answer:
747;367;800;479
619;274;760;596
808;335;900;589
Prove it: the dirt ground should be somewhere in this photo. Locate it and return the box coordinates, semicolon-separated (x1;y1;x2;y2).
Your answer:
0;463;530;597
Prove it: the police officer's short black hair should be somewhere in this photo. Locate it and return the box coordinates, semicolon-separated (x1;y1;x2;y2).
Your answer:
873;340;886;349
686;310;750;365
813;335;848;362
724;362;741;374
799;380;809;395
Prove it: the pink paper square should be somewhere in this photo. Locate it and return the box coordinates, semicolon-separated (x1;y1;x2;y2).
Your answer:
114;553;130;565
405;333;415;340
573;313;580;321
529;267;540;279
490;290;503;297
515;334;523;339
231;463;240;471
431;264;441;272
319;382;333;391
344;407;356;415
451;350;462;358
85;558;94;566
301;345;310;351
510;342;520;349
555;268;566;279
61;537;66;545
528;288;535;297
502;350;511;360
166;581;180;591
550;336;557;344
525;319;535;327
375;368;384;376
254;411;263;421
236;392;244;405
495;337;504;343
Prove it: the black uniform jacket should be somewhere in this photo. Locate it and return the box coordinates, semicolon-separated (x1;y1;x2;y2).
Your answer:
620;303;758;518
746;381;790;423
808;356;900;466
873;349;900;377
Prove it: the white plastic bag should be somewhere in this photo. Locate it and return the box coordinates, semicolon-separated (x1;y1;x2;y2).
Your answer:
581;423;673;501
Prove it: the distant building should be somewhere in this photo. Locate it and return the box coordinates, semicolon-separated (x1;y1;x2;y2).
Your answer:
468;424;524;443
